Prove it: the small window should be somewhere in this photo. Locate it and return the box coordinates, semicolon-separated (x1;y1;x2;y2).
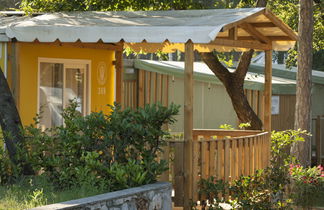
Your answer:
38;58;90;129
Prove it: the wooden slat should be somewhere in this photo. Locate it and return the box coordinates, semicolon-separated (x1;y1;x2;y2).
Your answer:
159;144;170;181
138;70;145;107
158;73;163;102
255;136;260;170
151;72;157;103
209;140;216;178
216;140;223;179
238;139;243;176
224;139;230;181
201;139;209;179
192;137;200;202
249;138;254;174
145;71;151;104
183;40;194;208
316;116;321;165
244;138;249;175
231;140;238;180
174;142;184;206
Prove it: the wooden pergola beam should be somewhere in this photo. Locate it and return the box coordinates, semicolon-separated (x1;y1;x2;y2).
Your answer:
228;27;238;40
240;23;271;44
264;9;298;41
218;36;294;41
250;22;276;27
209;39;272;50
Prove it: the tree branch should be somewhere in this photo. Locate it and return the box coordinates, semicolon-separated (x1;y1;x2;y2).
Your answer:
234;49;254;82
200;52;232;84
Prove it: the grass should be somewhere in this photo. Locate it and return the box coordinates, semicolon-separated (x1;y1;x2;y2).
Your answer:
0;176;106;210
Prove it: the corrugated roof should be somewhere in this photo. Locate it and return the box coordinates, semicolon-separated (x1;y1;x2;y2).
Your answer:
3;8;297;51
249;63;324;85
0;12;28;41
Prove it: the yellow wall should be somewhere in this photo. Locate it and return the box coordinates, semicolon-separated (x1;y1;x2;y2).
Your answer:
18;43;115;126
0;43;5;72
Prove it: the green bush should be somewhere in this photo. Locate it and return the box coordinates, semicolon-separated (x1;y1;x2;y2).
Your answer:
198;129;309;209
289;164;324;208
1;101;179;192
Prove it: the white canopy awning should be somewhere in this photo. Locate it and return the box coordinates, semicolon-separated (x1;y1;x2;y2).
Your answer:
4;8;297;51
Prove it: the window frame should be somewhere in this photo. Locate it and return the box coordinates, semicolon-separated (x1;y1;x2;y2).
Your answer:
37;57;91;126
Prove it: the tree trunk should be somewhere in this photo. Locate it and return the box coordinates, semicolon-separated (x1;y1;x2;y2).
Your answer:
291;0;314;166
200;0;267;130
200;51;263;130
0;67;33;174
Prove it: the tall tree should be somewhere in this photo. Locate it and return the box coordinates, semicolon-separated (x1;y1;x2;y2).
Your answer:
0;68;33;174
200;0;267;130
291;0;314;166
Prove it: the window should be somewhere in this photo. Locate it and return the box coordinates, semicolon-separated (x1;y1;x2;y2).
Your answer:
38;58;90;129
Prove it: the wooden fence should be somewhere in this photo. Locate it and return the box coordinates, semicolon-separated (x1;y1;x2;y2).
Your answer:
123;69;169;109
159;129;270;206
312;115;324;165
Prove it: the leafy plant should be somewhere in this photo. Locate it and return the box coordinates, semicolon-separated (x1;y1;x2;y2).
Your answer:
289;164;324;208
238;122;251;129
219;124;234;130
2;101;179;192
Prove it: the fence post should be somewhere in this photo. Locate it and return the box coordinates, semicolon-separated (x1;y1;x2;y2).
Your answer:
184;40;194;209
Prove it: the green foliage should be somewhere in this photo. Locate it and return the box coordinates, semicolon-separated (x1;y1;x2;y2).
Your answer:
219;124;234;130
20;0;203;12
289;164;324;208
267;0;323;70
198;177;228;209
198;129;309;209
0;149;20;185
0;176;105;210
1;101;179;193
238;122;251;129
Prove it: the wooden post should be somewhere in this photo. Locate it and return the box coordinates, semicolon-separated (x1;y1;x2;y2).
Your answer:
264;50;272;131
264;50;272;166
316;115;321;165
115;49;124;107
184;40;194;209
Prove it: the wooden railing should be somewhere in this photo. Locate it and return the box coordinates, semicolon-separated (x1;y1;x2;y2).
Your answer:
159;129;270;206
312;115;324;165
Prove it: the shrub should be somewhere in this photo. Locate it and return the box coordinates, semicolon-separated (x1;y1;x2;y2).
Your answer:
289;164;324;208
1;101;179;192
